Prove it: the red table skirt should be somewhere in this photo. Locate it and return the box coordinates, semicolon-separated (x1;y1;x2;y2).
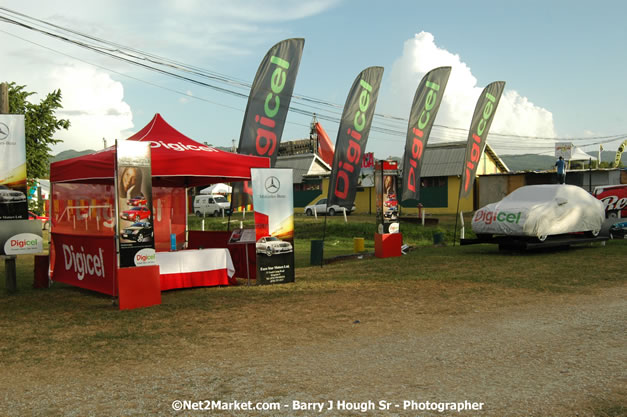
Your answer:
160;268;237;291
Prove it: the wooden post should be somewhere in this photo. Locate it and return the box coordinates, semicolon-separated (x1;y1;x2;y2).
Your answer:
1;82;18;292
0;82;8;113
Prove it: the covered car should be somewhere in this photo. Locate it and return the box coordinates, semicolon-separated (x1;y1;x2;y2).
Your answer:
472;184;604;241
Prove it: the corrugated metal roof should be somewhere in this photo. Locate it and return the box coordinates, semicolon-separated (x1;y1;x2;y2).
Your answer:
419;141;509;177
276;154;331;183
420;142;467;177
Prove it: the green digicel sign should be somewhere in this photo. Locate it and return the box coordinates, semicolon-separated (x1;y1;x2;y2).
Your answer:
474;209;521;225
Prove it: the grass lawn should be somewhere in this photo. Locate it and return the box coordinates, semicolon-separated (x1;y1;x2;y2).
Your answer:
1;214;624;417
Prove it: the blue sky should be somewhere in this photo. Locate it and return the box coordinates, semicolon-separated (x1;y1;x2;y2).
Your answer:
1;0;626;159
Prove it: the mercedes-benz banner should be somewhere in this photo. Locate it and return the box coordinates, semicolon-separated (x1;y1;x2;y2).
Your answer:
0;115;28;220
251;168;295;285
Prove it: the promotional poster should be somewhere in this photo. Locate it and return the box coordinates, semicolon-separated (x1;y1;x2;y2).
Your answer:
116;141;156;268
375;160;399;234
251;168;294;285
358;152;375;188
0;114;28;220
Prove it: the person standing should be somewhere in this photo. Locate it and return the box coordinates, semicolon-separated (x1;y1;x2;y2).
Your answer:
555;156;566;184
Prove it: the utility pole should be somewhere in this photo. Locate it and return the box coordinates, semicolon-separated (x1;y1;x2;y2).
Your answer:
0;82;8;113
1;82;17;293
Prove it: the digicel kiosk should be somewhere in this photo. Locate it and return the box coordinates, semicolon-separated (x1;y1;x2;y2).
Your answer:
49;114;270;305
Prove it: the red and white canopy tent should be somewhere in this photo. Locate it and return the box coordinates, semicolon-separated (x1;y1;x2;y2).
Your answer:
50;114;269;299
52;113;268;186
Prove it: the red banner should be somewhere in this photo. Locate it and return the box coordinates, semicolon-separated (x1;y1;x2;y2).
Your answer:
51;233;117;296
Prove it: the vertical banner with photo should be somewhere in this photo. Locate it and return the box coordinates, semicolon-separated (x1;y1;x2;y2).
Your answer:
116;141;155;268
251;168;294;285
375;161;400;234
0;115;28;220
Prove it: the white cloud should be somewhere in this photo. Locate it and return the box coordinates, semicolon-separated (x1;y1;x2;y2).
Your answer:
178;90;194;104
48;64;133;152
381;32;556;153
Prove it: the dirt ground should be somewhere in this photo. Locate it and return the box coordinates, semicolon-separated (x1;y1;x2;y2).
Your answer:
1;280;625;417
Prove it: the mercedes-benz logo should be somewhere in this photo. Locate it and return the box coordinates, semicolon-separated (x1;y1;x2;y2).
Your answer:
264;176;280;193
0;122;9;141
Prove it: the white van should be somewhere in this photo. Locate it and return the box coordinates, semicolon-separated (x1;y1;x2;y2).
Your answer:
193;194;231;217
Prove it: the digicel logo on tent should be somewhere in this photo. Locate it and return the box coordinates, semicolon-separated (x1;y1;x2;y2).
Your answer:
62;244;105;281
134;248;156;266
147;141;218;152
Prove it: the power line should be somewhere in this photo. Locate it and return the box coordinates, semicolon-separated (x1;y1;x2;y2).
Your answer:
1;6;625;149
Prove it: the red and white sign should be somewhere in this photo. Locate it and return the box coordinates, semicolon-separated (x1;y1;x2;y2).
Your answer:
3;232;43;255
594;184;627;218
52;234;117;295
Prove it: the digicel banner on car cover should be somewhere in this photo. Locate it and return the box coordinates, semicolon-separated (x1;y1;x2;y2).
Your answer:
251;168;295;285
401;67;451;202
231;38;305;210
327;66;384;210
459;81;505;199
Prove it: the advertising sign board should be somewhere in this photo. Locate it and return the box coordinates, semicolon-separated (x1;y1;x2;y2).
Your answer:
0;115;28;220
251;168;295;285
116;141;155;268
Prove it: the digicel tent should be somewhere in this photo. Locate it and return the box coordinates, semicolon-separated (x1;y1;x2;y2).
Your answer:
52;113;269;186
49;114;269;299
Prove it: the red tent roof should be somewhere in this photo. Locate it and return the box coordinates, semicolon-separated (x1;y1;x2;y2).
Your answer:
51;114;270;187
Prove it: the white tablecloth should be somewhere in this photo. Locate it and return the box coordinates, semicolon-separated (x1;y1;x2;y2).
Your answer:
156;248;235;277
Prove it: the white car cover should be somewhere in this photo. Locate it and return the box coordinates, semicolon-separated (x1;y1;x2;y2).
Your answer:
472;184;605;239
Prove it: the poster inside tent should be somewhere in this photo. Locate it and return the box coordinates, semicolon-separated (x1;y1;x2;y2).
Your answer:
116;141;156;268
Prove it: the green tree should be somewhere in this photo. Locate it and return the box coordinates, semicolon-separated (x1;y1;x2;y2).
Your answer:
6;82;70;179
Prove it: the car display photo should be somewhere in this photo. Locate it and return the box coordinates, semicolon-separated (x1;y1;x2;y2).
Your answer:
0;184;26;203
127;196;147;207
256;236;293;256
472;184;605;242
121;221;153;243
120;206;151;222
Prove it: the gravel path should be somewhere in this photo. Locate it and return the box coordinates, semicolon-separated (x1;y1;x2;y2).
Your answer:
1;284;625;417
